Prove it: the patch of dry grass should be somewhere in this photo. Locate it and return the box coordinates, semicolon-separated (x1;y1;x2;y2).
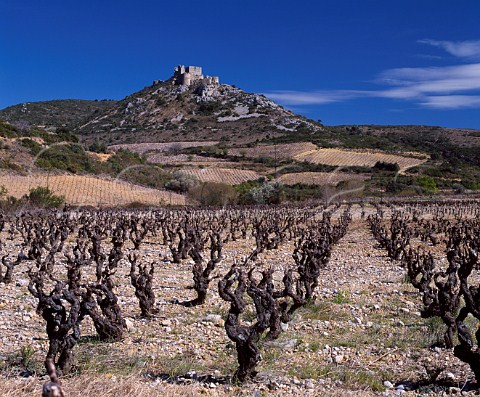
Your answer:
0;374;209;397
0;374;381;397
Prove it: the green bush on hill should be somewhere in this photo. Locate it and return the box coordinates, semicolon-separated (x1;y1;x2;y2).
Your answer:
165;171;198;193
417;176;437;194
282;183;325;201
106;148;145;174
35;144;93;173
54;127;79;143
235;179;283;205
26;186;65;208
373;161;400;172
0;120;19;138
198;101;224;115
0;158;22;170
88;140;108;153
461;178;480;190
189;182;237;206
20;138;43;155
119;166;172;189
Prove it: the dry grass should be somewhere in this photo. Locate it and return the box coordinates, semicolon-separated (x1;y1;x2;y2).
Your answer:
0;172;185;206
87;152;113;162
0;374;206;397
178;168;261;185
277;172;368;186
0;374;379;397
294;148;428;172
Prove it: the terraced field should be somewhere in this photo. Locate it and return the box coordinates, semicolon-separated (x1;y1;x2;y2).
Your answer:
277;172;368;186
178;167;261;185
294;149;428;172
148;153;226;164
0;172;185;206
229;142;318;160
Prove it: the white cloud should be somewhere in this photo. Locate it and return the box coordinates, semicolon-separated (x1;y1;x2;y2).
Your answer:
419;39;480;59
376;63;480;99
265;58;480;110
420;95;480;109
265;90;367;105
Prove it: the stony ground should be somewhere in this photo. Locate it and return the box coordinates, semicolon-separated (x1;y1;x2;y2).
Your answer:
0;209;478;396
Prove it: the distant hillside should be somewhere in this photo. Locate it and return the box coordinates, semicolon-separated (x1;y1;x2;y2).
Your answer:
0;65;479;200
0;99;116;129
329;124;480;149
0;118;185;207
74;74;324;146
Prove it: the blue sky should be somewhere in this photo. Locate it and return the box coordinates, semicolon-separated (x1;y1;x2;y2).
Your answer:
1;0;480;128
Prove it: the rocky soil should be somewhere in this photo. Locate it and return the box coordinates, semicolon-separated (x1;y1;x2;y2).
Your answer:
0;208;478;396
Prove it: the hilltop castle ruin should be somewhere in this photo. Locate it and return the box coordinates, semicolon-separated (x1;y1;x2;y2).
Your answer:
172;65;219;86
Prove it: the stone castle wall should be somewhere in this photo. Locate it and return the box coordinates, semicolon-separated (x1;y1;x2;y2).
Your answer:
173;65;219;86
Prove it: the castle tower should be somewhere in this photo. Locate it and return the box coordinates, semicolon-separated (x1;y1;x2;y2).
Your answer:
183;72;192;86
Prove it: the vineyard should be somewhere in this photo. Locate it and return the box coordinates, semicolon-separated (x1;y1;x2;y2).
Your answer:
278;172;368;186
177;167;262;185
0;199;480;396
0;172;185;206
109;141;220;155
229;142;318;160
294;149;428;172
147;153;227;164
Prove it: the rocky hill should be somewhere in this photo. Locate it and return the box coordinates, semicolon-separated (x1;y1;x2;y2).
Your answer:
75;74;324;146
0;66;324;146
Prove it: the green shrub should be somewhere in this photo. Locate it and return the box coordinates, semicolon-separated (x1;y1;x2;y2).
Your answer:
198;101;222;115
54;127;79;143
235;179;264;204
0;195;20;211
417;176;437;194
88;140;108;153
0;158;22;170
385;180;410;193
0;120;18;138
26;186;65;208
247;181;283;205
164;171;198;193
189;182;237;206
35;144;93;173
452;183;466;194
20;138;43;155
283;183;325;201
373;161;400;172
461;178;480;190
119;166;172;189
107;149;145;174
